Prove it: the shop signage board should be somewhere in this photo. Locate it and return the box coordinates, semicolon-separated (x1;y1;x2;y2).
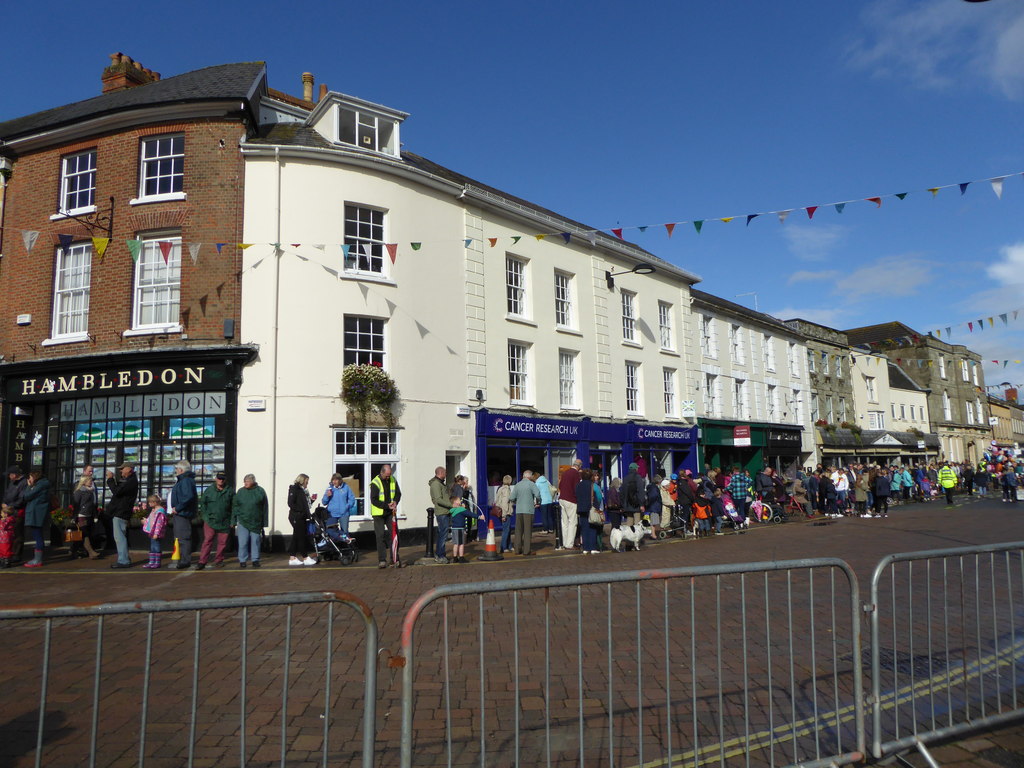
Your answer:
733;425;752;447
7;363;232;401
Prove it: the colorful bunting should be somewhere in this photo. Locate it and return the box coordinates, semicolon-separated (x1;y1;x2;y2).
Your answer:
385;243;398;264
188;243;200;264
534;234;545;241
158;241;173;264
664;223;676;237
866;197;881;207
805;206;818;220
991;177;1005;199
928;188;940;197
126;239;142;263
834;203;846;214
488;238;497;247
511;236;521;244
746;214;759;226
637;226;647;233
611;228;623;240
560;233;571;244
22;230;39;255
464;239;473;248
959;182;970;196
693;220;703;234
216;243;225;254
895;193;908;200
57;234;74;252
238;243;253;250
720;217;735;224
778;210;791;224
411;242;422;251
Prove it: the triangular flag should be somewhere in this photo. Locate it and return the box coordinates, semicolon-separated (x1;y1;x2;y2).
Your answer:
488;238;497;248
58;233;74;252
778;210;791;224
271;242;281;250
746;214;759;226
341;244;352;262
127;239;142;262
611;228;623;240
511;236;521;244
968;322;973;331
1004;361;1009;368
945;327;951;336
866;197;882;207
959;182;970;196
158;241;173;264
665;223;676;237
586;233;597;246
978;319;984;330
693;220;703;234
561;233;571;244
290;243;301;248
534;234;545;241
238;243;253;250
385;243;398;264
313;244;326;251
92;237;110;260
805;206;818;220
22;230;40;255
411;242;422;251
188;243;200;264
936;329;941;338
895;193;908;200
834;203;846;214
1000;313;1009;325
991;177;1005;199
720;217;734;223
637;226;647;233
988;317;994;327
464;239;473;248
216;243;225;254
928;188;939;197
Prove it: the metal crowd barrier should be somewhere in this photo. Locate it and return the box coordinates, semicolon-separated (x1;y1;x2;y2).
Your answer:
869;541;1024;763
397;559;865;768
0;591;378;768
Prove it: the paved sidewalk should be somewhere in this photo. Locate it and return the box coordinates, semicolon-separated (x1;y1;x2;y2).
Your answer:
0;492;1022;767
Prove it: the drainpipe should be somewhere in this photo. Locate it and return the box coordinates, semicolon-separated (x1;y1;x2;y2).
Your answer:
270;146;282;526
0;156;11;267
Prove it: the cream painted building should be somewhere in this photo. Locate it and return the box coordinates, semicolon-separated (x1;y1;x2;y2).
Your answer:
236;83;702;533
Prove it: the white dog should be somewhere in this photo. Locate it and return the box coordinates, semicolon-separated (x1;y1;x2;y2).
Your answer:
610;521;649;552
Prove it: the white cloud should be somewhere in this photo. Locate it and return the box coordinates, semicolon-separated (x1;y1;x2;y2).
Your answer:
781;224;848;262
837;254;934;302
986;242;1024;286
848;0;1024;100
787;269;840;285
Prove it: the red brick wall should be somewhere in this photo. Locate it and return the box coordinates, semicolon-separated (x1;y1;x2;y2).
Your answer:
0;116;246;363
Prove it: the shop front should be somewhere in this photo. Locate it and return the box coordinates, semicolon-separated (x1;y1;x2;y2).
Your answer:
698;420;805;475
0;347;257;507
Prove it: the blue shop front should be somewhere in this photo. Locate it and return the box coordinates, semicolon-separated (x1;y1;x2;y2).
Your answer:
474;409;698;530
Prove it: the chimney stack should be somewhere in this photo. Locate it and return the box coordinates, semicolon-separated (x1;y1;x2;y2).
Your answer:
319;83;328;102
102;52;160;94
1007;388;1018;404
302;72;314;102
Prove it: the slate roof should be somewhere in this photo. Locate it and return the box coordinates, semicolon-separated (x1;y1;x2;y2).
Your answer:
690;289;797;334
0;62;267;143
843;321;920;348
818;427;939;449
887;362;927;392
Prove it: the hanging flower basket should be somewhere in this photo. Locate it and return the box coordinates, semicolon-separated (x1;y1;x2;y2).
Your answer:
341;363;400;428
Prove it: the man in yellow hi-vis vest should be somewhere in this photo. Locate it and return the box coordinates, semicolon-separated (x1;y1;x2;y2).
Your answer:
370;464;402;568
937;462;957;506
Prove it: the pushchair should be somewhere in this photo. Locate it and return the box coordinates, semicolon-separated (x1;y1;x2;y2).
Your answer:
748;493;787;524
310;506;359;565
658;502;691;538
721;491;748;531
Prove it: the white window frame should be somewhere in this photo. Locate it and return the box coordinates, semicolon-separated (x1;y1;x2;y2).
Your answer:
827;396;834;423
554;271;574;328
508;341;531;405
701;315;718;359
868;411;885;430
810;393;819;422
866;376;877;402
972;363;979;386
939;356;947;379
558;350;577;410
766;384;778;421
50;242;92;341
835;354;843;379
663;368;677;417
976;398;983;423
506;256;527;318
135;134;185;203
658;301;674;350
791;388;803;425
965;401;974;424
730;324;745;365
130;234;181;333
734;379;749;420
900;404;906;420
59;150;97;215
332;427;400;519
337;106;399;157
763;335;776;372
345;204;387;276
808;348;816;373
343;315;386;367
839;397;847;422
961;360;969;382
625;361;642;414
621;290;637;343
789;342;799;377
821;351;830;377
704;373;719;417
943;391;951;420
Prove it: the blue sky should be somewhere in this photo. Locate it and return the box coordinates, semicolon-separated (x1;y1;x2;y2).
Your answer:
3;0;1024;387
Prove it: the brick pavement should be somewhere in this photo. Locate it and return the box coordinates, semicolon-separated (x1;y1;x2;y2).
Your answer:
1;493;1023;766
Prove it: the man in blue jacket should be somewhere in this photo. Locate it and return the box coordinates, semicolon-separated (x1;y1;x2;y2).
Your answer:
168;460;198;569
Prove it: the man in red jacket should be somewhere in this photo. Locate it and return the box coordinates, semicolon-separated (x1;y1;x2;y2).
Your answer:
557;460;582;551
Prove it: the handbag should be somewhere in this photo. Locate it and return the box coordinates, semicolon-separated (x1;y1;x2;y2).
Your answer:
65;523;84;543
588;486;604;525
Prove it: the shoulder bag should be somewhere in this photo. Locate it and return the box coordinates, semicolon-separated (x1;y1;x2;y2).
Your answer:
588;485;604;525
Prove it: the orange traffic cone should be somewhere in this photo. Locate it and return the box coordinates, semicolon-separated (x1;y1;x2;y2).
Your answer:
477;519;504;562
171;538;180;561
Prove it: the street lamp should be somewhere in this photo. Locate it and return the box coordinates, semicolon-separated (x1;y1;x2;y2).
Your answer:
605;262;656;290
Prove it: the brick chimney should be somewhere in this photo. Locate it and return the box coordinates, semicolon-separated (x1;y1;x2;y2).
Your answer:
102;52;160;94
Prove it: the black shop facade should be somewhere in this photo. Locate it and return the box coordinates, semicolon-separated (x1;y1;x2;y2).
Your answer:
474;409;699;495
0;346;256;507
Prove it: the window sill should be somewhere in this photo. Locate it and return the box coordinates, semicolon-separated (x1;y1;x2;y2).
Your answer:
129;192;187;206
555;326;582;337
506;315;537;328
50;206;96;221
510;401;535;409
626;411;644;419
659;348;680;357
340;273;396;287
622;340;642;349
42;334;90;347
123;325;183;337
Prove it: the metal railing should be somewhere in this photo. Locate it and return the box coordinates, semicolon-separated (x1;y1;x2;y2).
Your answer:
398;559;865;768
0;591;378;768
869;541;1024;761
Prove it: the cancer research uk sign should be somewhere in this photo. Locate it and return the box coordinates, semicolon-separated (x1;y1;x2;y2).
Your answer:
489;414;582;440
634;425;696;444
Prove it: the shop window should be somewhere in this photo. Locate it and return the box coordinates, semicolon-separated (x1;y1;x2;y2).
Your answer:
344;204;386;274
132;236;181;331
333;427;400;518
51;242;92;340
344;316;385;367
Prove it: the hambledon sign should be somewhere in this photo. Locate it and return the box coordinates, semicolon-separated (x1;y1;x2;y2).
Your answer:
7;365;225;400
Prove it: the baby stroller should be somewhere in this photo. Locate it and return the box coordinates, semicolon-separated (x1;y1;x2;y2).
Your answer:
310;506;359;565
748;493;787;524
721;491;748;532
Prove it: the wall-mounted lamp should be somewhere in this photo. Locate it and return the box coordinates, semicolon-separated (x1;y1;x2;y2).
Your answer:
605;262;656;290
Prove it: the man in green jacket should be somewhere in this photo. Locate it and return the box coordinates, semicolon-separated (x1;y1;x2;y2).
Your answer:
196;472;234;569
428;467;452;564
232;474;268;568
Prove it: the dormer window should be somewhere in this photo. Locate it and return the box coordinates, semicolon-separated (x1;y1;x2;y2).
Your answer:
338;106;398;156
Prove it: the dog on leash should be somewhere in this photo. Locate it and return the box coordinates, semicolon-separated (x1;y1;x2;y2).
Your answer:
610;521;650;552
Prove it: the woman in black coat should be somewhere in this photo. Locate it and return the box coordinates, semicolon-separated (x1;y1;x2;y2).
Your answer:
872;468;891;517
287;473;316;566
70;475;100;559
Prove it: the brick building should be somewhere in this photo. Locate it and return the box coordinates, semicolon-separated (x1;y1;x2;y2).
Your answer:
0;54;267;504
